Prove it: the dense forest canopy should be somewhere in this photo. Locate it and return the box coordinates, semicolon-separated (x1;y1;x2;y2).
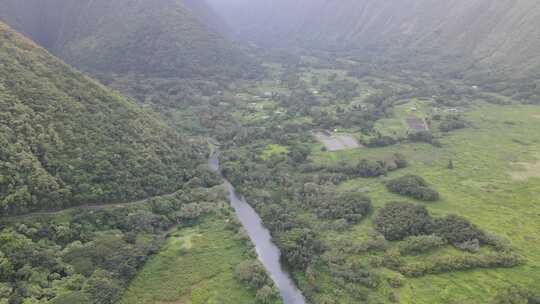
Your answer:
0;21;204;216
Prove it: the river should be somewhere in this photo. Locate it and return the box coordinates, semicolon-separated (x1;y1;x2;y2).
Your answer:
209;151;307;304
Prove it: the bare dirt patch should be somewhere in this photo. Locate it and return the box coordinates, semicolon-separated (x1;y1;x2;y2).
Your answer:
406;116;428;131
533;114;540;119
314;131;362;151
510;161;540;180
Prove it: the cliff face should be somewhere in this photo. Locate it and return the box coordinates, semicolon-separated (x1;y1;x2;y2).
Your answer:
0;0;255;78
209;0;540;76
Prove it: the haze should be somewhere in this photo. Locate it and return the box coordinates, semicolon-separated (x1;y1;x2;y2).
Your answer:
0;1;539;304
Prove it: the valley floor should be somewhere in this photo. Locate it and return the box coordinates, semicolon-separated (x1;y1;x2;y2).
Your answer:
309;104;540;303
119;216;260;304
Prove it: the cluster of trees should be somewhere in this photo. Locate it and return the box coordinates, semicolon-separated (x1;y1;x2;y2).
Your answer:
374;202;433;241
278;228;326;271
201;62;526;301
328;261;380;290
322;79;359;101
437;115;468;132
365;129;445;149
374;202;497;247
494;285;540;304
221;146;327;271
385;175;440;201
480;78;540;105
0;186;219;304
366;135;398;148
315;193;372;224
356;153;408;177
0;25;206;216
372;202;522;277
397;234;446;255
398;251;522;278
235;260;280;304
308;153;408;181
407;131;436;145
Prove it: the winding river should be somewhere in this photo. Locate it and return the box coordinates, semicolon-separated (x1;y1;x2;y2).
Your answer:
209;151;307;304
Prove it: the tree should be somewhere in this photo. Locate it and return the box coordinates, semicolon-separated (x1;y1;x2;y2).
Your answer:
83;269;122;304
357;159;388;177
393;153;408;169
235;260;269;289
316;193;372;224
433;214;486;246
256;285;278;304
439;115;467;132
385;175;440;202
493;285;540;304
374;202;433;241
279;228;325;270
408;131;434;144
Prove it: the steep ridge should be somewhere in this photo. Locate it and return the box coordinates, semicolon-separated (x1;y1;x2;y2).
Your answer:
0;0;255;78
0;21;203;216
208;0;540;77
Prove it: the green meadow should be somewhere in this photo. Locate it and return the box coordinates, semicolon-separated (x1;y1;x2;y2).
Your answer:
308;103;540;303
119;215;261;304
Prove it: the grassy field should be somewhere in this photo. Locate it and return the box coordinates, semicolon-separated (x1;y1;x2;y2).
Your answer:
308;103;540;303
171;61;540;303
119;215;261;304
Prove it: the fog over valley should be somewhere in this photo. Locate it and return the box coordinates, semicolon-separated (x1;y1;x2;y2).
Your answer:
0;1;539;304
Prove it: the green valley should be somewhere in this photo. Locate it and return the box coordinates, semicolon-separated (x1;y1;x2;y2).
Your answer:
1;1;540;304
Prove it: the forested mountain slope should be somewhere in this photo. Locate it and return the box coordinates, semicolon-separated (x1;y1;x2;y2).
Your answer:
209;0;540;77
0;21;203;216
0;0;256;78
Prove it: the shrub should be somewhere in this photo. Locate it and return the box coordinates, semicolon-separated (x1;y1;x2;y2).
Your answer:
316;193;372;224
455;239;481;253
382;248;403;269
398;251;522;277
367;135;397;148
235;260;270;289
433;214;486;246
256;285;279;304
393;153;408;169
357;159;388;177
279;228;326;270
439;115;468;132
387;274;405;288
385;175;440;201
408;131;434;144
399;235;446;255
494;285;540;304
82;269;122;304
374;202;433;241
329;262;380;288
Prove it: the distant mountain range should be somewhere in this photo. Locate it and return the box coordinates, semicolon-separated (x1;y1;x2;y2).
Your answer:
208;0;540;77
0;0;257;78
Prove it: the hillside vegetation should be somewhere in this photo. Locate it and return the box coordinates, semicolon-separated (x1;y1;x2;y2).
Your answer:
209;0;540;77
0;22;204;216
0;0;257;78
